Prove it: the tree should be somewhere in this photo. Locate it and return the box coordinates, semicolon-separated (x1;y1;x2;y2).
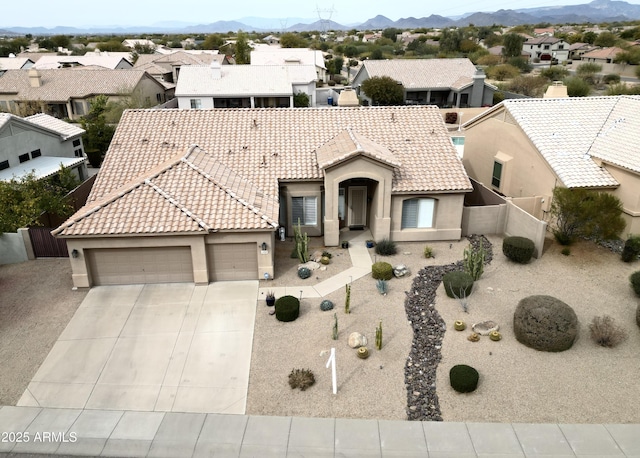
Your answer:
234;31;251;64
614;47;640;65
326;56;344;76
361;76;404;105
51;35;71;50
293;92;310;107
502;33;525;58
565;76;592;97
0;169;76;234
80;95;116;166
594;31;617;48
280;33;308;48
582;31;597;44
439;28;463;53
202;34;224;50
576;62;602;84
550;187;625;245
381;28;400;42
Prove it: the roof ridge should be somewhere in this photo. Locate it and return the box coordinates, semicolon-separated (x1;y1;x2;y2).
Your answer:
182;147;278;228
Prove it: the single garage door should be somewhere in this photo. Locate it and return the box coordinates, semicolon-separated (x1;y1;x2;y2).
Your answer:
207;243;258;281
87;247;194;286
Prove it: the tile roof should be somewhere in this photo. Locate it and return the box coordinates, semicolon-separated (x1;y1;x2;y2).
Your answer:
582;47;624;60
58;106;469;236
175;65;317;97
524;36;561;45
24;113;85;140
0;156;86;182
133;51;223;68
492;96;640;187
0;69;153;101
0;57;33;70
250;48;326;69
358;59;481;90
32;55;131;69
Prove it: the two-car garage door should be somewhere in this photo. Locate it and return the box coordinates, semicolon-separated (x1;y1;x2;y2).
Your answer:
87;247;194;286
87;243;259;286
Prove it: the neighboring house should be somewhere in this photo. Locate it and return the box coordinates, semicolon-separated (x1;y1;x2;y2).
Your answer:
523;37;569;63
250;48;328;83
461;96;640;234
568;42;597;61
0;57;34;75
134;50;227;84
53;106;472;288
0;112;87;182
32;54;133;70
581;47;624;64
175;63;318;109
122;39;156;50
262;35;280;45
0;68;169;120
534;27;555;36
351;59;496;108
487;46;530;60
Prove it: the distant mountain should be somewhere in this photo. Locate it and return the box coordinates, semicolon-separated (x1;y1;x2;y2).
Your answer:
2;0;640;35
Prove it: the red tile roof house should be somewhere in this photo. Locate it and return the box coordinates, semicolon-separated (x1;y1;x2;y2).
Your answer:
53;106;472;287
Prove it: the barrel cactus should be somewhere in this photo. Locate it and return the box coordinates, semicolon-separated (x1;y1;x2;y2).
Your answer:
298;266;311;279
320;300;334;311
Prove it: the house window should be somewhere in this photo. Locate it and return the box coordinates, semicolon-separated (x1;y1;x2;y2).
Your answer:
156;93;164;103
190;99;202;109
19;153;30;163
74;149;84;157
72;100;85;116
544;45;550;50
0;160;9;170
492;161;503;189
31;149;41;159
401;198;435;229
72;139;81;147
292;196;317;226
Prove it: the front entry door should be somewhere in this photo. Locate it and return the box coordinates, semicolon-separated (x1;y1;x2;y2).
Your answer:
348;186;367;227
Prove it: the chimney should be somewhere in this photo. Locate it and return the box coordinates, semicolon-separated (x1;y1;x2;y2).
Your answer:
210;61;222;79
470;68;485;107
28;68;42;88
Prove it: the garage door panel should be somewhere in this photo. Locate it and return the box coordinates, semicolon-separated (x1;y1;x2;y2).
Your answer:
88;247;194;286
207;243;258;281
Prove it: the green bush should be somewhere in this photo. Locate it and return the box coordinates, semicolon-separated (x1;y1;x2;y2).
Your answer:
375;238;397;256
275;295;300;322
603;74;621;84
630;271;640;297
561;247;571;256
621;236;640;262
502;236;535;263
372;261;393;280
298;267;311;279
423;245;434;258
442;271;474;298
637;304;640;329
449;364;479;393
513;295;578;352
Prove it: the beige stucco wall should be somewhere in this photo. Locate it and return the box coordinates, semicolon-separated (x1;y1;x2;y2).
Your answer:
280;181;324;238
604;163;640;236
390;193;465;242
65;230;275;288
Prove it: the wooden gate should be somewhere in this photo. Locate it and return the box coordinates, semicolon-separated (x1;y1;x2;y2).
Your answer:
28;227;68;258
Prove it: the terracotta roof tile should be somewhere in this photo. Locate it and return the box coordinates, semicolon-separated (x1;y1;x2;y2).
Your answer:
359;59;479;90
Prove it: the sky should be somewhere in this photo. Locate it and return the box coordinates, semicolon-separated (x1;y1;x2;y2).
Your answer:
3;0;640;28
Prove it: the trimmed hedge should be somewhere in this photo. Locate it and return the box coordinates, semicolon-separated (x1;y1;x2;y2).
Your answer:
372;261;393;280
275;295;300;322
630;271;640;297
442;271;474;298
503;236;535;263
449;364;479;393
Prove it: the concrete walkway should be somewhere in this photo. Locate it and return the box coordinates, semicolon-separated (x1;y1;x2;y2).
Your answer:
1;406;639;457
258;229;374;300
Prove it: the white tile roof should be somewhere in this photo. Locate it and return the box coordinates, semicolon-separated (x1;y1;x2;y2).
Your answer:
358;59;480;90
32;55;131;69
0;57;33;70
56;106;470;236
250;48;326;69
24;113;85;140
175;65;317;97
496;96;640;187
0;156;86;182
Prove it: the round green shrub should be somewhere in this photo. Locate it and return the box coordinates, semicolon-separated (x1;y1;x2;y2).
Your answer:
449;364;479;393
503;236;535;263
298;267;311;279
371;261;393;280
630;271;640;297
622;236;640;262
320;300;334;311
513;295;578;352
442;271;474;298
636;303;640;329
375;238;397;256
275;295;300;322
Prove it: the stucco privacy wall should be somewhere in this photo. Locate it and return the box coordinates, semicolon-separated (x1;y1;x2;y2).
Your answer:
504;201;547;258
0;231;29;264
65;232;275;287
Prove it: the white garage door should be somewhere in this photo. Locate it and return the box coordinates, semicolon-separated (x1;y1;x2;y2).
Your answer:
87;247;194;286
207;243;258;281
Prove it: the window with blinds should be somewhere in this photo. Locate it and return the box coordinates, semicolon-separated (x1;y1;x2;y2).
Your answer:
292;196;317;226
401;198;435;229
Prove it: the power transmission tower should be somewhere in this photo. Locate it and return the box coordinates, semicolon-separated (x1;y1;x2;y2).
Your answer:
316;5;336;37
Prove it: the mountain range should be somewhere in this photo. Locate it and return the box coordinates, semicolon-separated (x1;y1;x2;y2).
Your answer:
2;0;640;35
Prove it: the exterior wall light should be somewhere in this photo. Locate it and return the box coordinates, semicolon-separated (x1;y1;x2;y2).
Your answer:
71;249;79;258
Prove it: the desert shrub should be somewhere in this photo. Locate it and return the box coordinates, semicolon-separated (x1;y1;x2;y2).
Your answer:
540;66;570;81
630;271;640;297
589;315;628;348
288;368;315;391
376;279;388;295
442;271;474;298
275;295;300;322
603;74;621;84
502;236;535;263
298;267;311;279
561;247;571;256
513;295;578;352
621;235;640;262
486;63;520;81
449;364;479;393
424;245;434;258
565;76;591;97
375;238;397;256
637;304;640;328
372;261;393;280
320;299;334;311
445;112;458;124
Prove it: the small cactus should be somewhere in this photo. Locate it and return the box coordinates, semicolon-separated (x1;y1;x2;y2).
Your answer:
320;299;334;311
298;267;311;279
332;313;338;340
345;283;351;314
376;279;388;295
454;320;466;331
375;320;383;350
489;330;502;341
357;347;369;359
467;332;480;342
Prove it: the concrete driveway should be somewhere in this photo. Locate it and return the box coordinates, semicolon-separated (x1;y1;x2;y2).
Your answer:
17;281;258;414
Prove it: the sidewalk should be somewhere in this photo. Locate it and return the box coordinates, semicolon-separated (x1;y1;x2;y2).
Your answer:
1;406;639;457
